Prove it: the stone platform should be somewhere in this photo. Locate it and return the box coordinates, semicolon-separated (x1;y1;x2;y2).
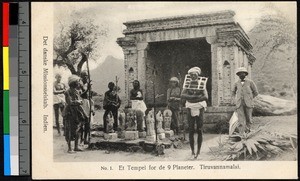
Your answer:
89;137;172;153
125;131;139;140
104;133;118;140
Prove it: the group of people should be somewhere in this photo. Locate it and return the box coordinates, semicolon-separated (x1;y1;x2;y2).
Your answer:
53;65;258;158
100;66;209;159
102;79;147;133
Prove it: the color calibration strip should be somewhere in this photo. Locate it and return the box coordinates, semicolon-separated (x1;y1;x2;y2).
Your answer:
3;2;20;176
3;2;11;176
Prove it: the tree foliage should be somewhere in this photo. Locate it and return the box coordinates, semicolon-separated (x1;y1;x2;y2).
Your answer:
249;4;296;96
54;12;107;75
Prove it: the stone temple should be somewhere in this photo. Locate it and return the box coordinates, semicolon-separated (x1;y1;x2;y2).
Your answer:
117;10;255;125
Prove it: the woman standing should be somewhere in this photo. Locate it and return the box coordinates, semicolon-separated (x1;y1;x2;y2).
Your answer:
53;74;66;135
181;67;208;159
166;77;181;135
64;75;87;153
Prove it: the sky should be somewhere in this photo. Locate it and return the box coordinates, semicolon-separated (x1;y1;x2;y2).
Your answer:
53;1;296;72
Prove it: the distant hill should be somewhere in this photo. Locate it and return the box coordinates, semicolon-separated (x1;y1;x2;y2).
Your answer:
90;55;125;97
248;10;296;98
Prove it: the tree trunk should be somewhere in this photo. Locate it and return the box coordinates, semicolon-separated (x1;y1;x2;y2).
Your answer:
76;53;87;75
253;94;297;116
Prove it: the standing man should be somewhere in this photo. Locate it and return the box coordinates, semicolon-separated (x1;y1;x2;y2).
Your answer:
103;82;121;133
130;80;147;131
64;75;87;153
231;67;258;134
79;70;95;144
166;77;181;135
53;73;66;136
181;67;208;159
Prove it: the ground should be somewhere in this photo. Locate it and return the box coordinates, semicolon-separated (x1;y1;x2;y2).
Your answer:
53;111;297;162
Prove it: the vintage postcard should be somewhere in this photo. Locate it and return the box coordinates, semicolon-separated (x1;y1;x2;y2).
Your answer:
31;1;297;179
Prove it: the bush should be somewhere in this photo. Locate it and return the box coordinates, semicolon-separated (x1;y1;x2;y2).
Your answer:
208;123;295;161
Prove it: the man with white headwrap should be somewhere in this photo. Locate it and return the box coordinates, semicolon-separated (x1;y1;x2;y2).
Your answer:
64;74;88;153
181;67;208;159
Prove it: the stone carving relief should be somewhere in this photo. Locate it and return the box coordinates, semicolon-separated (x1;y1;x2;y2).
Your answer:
123;11;235;34
222;61;231;104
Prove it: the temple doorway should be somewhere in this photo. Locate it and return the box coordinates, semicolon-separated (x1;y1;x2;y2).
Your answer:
145;38;212;106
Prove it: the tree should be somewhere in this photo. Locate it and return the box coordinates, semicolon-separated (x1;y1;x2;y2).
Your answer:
248;3;296;96
53;12;107;75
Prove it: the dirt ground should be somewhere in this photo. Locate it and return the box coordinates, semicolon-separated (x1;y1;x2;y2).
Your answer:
53;111;297;162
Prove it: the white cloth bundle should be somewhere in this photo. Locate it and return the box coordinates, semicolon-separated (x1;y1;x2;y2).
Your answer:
131;100;147;128
131;100;147;113
185;101;207;116
229;111;239;136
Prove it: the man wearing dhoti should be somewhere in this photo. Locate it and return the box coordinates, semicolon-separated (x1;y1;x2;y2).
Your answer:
166;77;181;135
53;73;66;135
181;67;208;159
130;80;147;131
79;70;95;144
64;75;87;153
103;82;121;133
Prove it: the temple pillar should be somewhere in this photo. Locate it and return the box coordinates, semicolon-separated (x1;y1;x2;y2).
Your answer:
136;43;149;99
215;43;234;106
117;36;137;106
233;46;240;82
206;36;219;106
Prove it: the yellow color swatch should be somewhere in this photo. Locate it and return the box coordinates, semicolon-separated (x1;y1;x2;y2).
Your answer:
3;47;9;90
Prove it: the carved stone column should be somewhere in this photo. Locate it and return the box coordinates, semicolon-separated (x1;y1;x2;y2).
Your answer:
136;42;149;99
233;45;239;83
206;36;219;106
117;36;137;106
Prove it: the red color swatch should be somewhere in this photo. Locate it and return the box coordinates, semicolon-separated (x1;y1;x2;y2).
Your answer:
3;3;9;46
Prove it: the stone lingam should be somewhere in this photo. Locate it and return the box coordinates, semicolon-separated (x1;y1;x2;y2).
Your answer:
104;113;118;140
156;111;165;140
145;109;156;142
124;109;139;140
163;109;174;138
117;110;126;138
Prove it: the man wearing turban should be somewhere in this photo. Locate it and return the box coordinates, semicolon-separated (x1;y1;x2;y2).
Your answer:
181;67;208;159
64;74;87;153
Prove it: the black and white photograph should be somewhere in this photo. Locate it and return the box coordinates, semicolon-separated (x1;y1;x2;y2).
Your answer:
31;1;297;179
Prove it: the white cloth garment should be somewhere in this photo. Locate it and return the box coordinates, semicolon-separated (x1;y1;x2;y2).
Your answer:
185;101;207;116
53;94;65;105
131;100;147;113
131;100;147;128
